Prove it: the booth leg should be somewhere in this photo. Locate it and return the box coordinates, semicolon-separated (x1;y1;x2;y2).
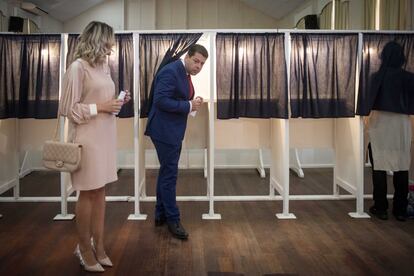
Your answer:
289;148;304;178
128;169;147;221
276;197;296;219
13;181;19;199
202;199;221;220
349;192;370;219
54;173;75;220
128;190;147;221
256;148;266;178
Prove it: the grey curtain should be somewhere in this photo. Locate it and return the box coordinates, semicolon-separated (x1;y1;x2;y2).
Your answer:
0;34;61;119
290;33;358;118
66;33;134;117
66;34;78;69
139;33;202;118
357;34;414;115
216;33;288;119
109;34;134;118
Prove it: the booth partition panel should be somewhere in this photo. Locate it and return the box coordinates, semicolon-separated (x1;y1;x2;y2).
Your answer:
215;32;289;214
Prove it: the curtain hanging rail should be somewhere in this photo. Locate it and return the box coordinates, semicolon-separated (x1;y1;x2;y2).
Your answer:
122;29;414;34
1;30;413;36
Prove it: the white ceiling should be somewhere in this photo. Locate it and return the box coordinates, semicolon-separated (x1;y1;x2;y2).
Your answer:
13;0;306;22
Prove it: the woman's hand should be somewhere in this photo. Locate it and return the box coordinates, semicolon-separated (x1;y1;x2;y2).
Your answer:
123;90;131;104
97;99;123;114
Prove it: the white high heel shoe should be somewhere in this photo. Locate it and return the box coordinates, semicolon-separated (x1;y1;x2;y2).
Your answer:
74;244;105;272
91;238;113;267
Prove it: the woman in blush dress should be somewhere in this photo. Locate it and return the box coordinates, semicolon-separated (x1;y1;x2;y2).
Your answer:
59;21;130;272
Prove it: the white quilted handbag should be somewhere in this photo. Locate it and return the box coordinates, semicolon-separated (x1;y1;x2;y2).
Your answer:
42;118;82;172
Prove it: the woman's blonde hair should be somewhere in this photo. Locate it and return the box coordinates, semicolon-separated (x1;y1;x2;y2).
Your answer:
74;21;115;66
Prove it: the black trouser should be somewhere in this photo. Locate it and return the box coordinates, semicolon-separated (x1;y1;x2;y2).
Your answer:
368;144;408;215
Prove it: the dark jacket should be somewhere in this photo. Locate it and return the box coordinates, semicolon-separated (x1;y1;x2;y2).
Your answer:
145;60;191;145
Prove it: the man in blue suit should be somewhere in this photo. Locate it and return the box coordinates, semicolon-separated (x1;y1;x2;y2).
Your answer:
145;44;208;239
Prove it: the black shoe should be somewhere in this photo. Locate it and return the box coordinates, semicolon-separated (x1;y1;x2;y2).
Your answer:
369;206;388;220
167;222;189;240
155;217;166;227
392;211;407;222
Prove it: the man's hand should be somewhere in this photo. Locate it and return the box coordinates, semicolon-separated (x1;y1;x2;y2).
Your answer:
191;97;203;111
97;99;123;114
195;96;203;103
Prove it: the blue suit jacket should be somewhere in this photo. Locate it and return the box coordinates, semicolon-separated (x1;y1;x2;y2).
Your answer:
145;60;192;145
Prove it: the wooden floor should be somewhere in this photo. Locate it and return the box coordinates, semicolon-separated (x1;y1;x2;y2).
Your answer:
0;168;413;275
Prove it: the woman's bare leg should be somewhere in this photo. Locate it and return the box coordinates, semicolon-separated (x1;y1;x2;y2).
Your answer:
91;187;108;260
76;190;99;265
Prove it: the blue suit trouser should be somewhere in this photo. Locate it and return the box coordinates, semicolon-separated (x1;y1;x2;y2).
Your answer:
151;138;182;223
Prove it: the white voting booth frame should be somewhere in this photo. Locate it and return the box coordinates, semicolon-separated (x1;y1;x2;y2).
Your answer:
286;31;368;219
2;30;413;221
127;29;373;221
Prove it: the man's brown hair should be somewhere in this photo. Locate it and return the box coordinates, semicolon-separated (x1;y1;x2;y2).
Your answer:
188;44;208;59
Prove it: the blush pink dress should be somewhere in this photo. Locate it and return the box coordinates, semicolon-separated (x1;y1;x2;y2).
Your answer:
59;58;117;191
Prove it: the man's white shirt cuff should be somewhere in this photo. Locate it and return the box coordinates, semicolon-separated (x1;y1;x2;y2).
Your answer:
89;104;98;116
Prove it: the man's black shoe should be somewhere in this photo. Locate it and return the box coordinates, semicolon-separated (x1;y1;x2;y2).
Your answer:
392;211;407;222
167;222;189;240
369;206;388;220
155;217;166;227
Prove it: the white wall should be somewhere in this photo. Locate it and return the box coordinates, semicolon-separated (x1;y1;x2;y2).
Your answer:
66;0;278;31
188;0;277;29
277;0;367;30
40;14;64;33
63;0;124;33
0;119;19;191
0;0;7;14
125;0;156;29
0;0;7;31
412;0;414;30
156;0;187;29
348;0;364;30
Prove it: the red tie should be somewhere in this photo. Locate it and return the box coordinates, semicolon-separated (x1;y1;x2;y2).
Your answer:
187;74;194;100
